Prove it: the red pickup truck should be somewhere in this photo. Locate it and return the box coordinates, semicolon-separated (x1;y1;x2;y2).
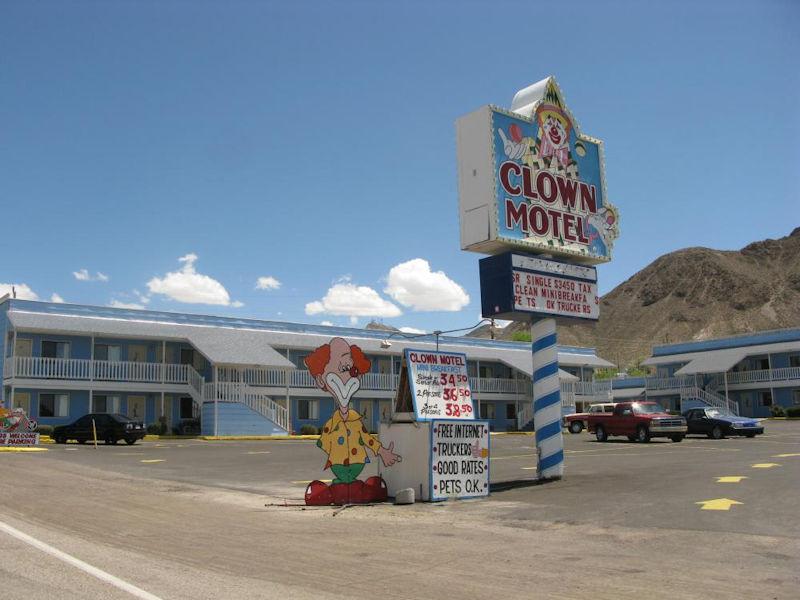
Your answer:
588;401;687;443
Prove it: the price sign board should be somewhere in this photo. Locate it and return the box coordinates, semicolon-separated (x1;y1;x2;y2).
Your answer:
404;349;474;421
430;419;490;501
480;251;599;322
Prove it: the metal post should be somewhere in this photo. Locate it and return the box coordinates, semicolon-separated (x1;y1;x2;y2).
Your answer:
213;365;219;437
724;371;730;410
11;329;17;380
89;335;94;413
531;317;563;479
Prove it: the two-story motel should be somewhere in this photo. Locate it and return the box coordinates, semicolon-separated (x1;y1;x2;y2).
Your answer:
1;297;616;435
612;328;800;418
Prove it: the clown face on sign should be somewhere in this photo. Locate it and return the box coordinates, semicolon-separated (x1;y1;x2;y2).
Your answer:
537;110;571;168
303;337;402;505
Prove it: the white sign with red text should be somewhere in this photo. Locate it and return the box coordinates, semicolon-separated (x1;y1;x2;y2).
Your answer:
430;419;490;501
404;349;474;421
0;432;40;446
512;269;599;320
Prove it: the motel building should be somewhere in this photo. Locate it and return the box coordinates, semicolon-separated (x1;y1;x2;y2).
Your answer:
1;296;616;435
611;329;800;418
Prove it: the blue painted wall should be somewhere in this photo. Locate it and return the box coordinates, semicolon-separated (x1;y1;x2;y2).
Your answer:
202;402;287;436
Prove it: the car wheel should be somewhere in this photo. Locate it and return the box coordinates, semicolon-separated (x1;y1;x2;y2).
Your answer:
595;425;607;442
569;421;583;434
55;435;66;444
627;435;637;442
125;437;137;445
77;438;87;444
636;425;650;443
670;435;684;443
710;425;724;440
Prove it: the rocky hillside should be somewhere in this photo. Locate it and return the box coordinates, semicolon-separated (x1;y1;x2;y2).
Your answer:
469;227;800;367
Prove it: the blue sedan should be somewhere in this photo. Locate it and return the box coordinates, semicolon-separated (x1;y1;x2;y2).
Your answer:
683;407;764;439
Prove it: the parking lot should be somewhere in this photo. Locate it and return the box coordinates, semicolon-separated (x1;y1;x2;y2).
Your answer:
2;421;798;599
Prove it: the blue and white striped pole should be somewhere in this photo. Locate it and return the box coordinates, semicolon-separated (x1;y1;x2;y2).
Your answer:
531;317;564;479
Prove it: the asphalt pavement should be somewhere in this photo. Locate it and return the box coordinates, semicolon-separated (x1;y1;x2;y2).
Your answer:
1;421;798;599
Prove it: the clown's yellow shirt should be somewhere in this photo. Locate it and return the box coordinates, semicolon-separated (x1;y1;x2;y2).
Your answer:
317;409;382;467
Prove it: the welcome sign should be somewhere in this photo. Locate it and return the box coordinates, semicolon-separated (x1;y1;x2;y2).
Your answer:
457;77;619;265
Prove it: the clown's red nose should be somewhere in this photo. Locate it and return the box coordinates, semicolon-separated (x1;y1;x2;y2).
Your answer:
349;366;359;377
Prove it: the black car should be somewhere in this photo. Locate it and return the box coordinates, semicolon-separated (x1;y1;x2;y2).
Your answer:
682;407;764;439
53;413;146;445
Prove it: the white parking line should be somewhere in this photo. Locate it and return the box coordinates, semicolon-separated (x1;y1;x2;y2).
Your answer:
0;520;163;600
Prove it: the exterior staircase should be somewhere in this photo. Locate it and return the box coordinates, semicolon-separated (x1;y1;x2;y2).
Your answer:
679;386;740;415
203;382;289;435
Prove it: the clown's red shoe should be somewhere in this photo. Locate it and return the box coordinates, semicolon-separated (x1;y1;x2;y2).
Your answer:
363;476;388;503
347;479;368;504
330;482;351;506
304;480;333;506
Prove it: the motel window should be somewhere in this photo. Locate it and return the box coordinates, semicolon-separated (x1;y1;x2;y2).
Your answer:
94;395;121;414
298;399;319;420
479;365;494;379
506;403;517;420
789;355;800;368
39;393;69;418
95;344;121;362
480;402;495;420
42;340;70;359
759;391;773;407
179;397;194;419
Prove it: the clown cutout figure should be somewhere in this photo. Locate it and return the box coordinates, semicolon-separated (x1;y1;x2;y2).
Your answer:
303;337;402;505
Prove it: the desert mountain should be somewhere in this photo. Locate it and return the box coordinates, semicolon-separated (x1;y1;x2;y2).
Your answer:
468;227;800;368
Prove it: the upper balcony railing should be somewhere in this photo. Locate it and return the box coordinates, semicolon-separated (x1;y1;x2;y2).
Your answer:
4;356;200;386
724;367;800;385
217;367;533;396
645;375;695;391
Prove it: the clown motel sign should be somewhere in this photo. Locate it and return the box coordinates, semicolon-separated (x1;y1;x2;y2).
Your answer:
456;76;619;266
430;420;490;501
405;349;474;421
480;252;599;322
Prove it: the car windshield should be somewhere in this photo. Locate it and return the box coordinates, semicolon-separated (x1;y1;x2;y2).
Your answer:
706;408;732;418
112;413;133;422
633;403;666;415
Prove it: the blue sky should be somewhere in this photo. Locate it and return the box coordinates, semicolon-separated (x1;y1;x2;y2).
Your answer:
1;0;798;333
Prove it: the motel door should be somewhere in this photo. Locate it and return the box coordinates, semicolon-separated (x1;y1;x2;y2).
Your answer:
128;396;146;421
13;392;31;416
14;338;33;357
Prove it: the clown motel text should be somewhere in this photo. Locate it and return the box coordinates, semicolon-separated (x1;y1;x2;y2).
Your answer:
500;161;597;244
404;349;474;421
430;420;490;501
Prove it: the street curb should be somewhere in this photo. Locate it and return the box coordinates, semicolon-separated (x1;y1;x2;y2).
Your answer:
767;417;800;420
0;447;49;452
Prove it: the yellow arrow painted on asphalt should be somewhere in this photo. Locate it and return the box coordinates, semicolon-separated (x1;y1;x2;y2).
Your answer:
751;463;781;468
716;476;748;483
772;453;800;458
696;498;743;511
140;459;165;463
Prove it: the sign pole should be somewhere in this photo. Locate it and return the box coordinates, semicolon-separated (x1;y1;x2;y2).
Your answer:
531;317;564;479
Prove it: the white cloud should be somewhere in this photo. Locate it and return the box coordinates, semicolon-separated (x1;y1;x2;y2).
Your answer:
255;276;281;291
133;290;151;305
384;259;470;312
305;282;402;319
147;253;240;306
50;293;65;303
109;300;145;310
399;326;426;334
0;283;39;300
321;321;334;327
73;269;109;282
